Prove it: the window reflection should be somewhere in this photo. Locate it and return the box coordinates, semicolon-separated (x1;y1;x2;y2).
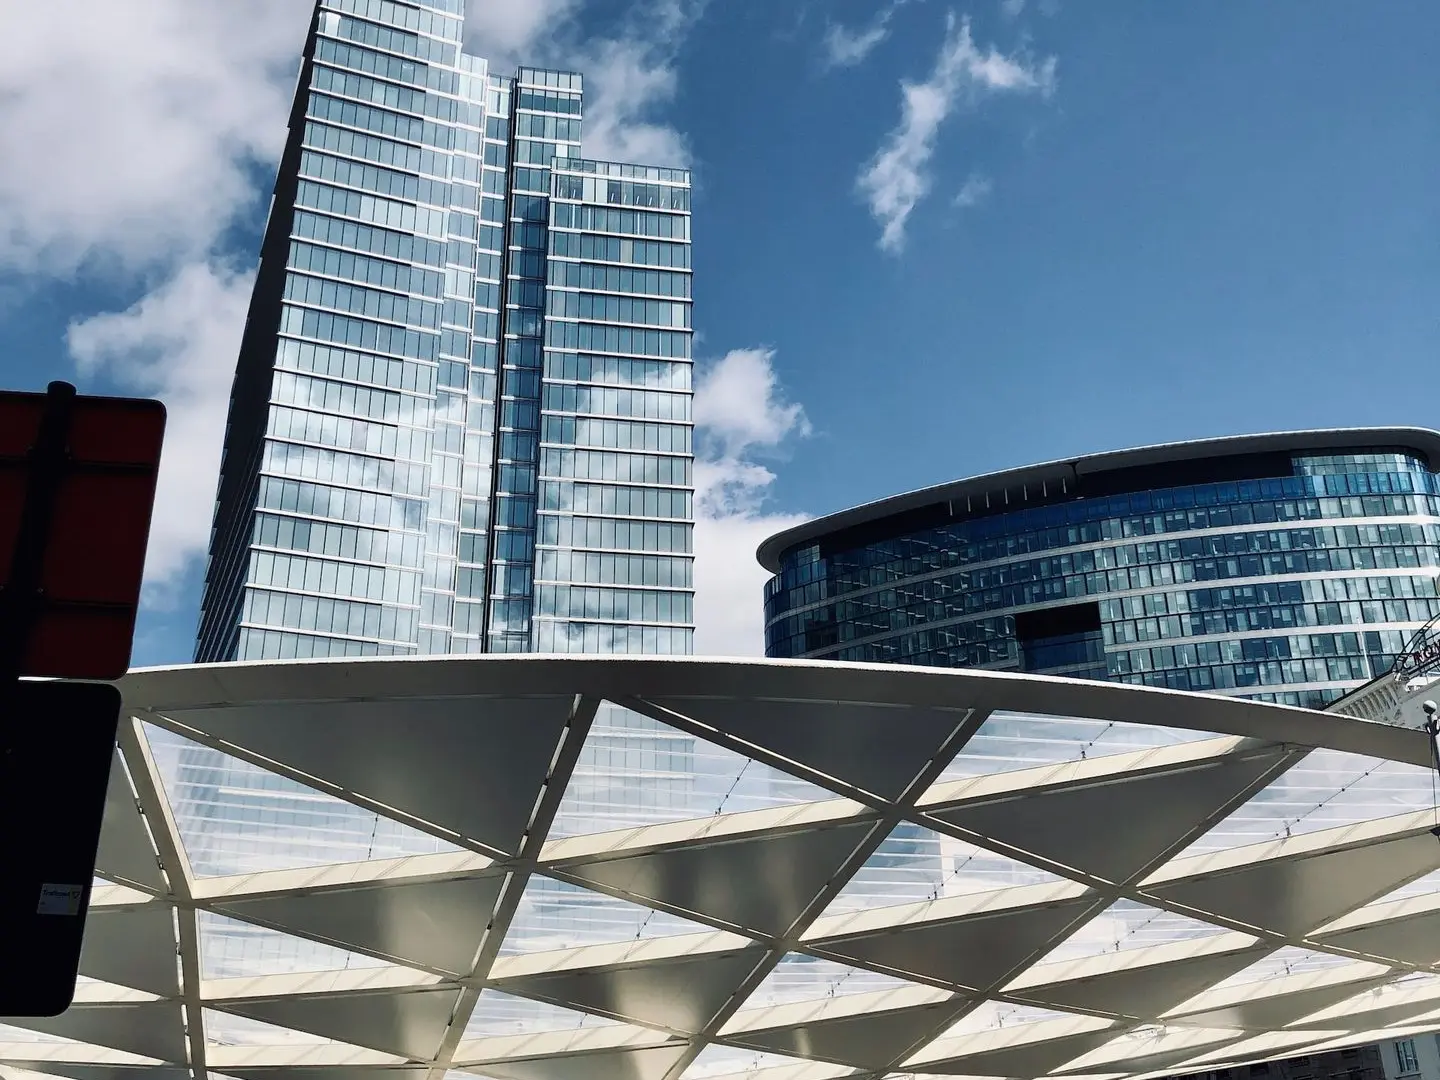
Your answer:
767;452;1440;709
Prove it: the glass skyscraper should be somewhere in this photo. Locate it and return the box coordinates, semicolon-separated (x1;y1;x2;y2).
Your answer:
760;432;1440;710
173;0;700;1007
196;0;694;663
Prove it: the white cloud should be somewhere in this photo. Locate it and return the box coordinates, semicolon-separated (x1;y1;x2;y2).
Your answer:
66;262;255;598
565;0;705;167
694;347;811;458
579;34;690;166
465;0;583;71
0;0;704;268
821;3;904;69
1000;0;1027;18
7;0;707;624
857;13;1055;252
953;171;994;207
0;0;310;275
694;495;809;659
692;349;811;657
0;0;702;270
0;0;304;606
467;0;703;169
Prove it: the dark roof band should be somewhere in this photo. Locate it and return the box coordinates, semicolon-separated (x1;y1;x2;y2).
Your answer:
755;428;1440;573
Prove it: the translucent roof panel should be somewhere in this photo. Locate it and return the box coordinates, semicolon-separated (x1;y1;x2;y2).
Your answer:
465;990;623;1038
46;655;1440;1080
682;1044;811;1078
1181;749;1435;856
1370;867;1440;904
1305;971;1440;1023
145;723;457;877
204;1008;336;1047
498;872;714;956
198;910;392;979
1203;946;1363;992
0;1025;80;1044
935;711;1216;784
549;702;835;838
941;1000;1076;1036
825;825;1060;916
740;953;915;1009
1038;899;1229;964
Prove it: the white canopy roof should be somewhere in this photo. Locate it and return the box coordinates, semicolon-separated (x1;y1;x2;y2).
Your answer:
4;655;1440;1080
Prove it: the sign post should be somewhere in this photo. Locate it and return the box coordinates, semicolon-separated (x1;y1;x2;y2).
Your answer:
0;381;165;1017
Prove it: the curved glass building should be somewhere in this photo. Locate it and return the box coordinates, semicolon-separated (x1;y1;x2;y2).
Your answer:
760;430;1440;709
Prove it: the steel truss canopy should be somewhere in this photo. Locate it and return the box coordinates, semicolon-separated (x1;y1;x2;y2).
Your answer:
8;656;1440;1080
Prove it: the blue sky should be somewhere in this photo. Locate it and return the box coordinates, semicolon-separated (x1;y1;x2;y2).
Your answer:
0;0;1435;664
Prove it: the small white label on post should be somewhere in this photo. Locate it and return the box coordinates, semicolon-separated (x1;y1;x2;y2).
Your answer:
37;884;84;916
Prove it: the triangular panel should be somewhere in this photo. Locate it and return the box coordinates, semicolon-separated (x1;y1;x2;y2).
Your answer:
742;953;914;1008
1169;974;1393;1031
1060;1026;1244;1075
202;1007;335;1046
1203;946;1359;990
1144;831;1440;937
724;997;961;1070
1038;899;1227;965
1011;944;1268;1019
550;703;836;839
930;749;1287;883
1373;866;1440;904
1314;906;1440;965
145;725;459;877
223;1071;427;1080
94;750;164;889
3;1068;192;1080
826;824;1060;916
199;911;392;980
942;1000;1076;1036
562;822;874;936
499;874;715;957
681;1045;811;1078
910;1024;1119;1076
77;901;179;996
1292;972;1440;1029
472;1044;688;1080
154;695;574;854
496;946;765;1034
1182;751;1433;857
0;1001;186;1060
0;1022;84;1044
935;711;1217;784
212;987;459;1059
214;873;505;975
811;894;1095;989
1176;1028;1340;1072
645;695;967;800
466;990;622;1038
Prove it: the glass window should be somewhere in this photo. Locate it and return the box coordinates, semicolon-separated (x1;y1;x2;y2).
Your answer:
1396;1040;1419;1074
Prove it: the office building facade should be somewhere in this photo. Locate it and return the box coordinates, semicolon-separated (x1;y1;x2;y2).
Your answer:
177;0;697;992
195;0;694;663
760;431;1440;709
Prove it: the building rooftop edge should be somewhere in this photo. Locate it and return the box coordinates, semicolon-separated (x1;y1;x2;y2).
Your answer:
755;427;1440;574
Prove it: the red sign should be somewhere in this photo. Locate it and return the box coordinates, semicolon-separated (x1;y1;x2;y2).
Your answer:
0;389;165;679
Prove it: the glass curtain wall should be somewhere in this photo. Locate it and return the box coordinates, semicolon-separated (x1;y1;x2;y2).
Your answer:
765;451;1440;710
183;0;698;993
194;4;694;663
